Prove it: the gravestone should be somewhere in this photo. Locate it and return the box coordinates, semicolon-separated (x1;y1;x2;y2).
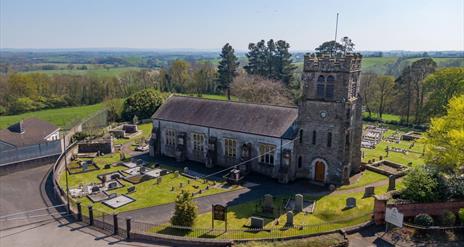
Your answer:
184;167;189;173
388;175;396;191
156;177;162;185
263;194;273;212
250;217;264;229
82;162;89;172
205;185;209;190
91;186;100;193
171;186;175;191
187;179;190;185
364;186;375;197
136;159;143;166
140;166;146;173
179;183;183;188
108;193;117;199
104;164;111;169
110;174;120;180
127;186;136;193
346;197;356;208
294;194;304;212
285;211;294;227
108;181;118;190
174;171;179;178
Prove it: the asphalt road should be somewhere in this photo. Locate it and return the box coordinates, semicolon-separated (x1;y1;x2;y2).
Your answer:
0;164;168;247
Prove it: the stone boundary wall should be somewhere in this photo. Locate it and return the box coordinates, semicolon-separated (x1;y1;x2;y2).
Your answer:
0;154;59;176
388;201;464;217
374;196;464;224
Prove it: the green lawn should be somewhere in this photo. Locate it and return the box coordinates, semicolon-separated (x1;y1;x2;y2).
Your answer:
362;129;425;167
59;153;238;215
0;103;104;129
113;123;152;145
151;182;404;239
338;170;387;190
362;112;401;122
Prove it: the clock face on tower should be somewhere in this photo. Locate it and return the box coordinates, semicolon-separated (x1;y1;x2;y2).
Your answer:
320;111;328;119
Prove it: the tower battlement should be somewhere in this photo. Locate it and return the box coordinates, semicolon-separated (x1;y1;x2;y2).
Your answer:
303;52;362;73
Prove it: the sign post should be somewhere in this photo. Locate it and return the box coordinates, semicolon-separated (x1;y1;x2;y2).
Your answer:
385;207;404;232
212;204;227;232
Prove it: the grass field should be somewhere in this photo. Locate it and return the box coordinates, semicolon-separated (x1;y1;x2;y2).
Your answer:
362;129;425;167
22;66;142;77
0;103;104;129
113;123;153;145
151;181;404;239
362;112;401;122
338;170;387;190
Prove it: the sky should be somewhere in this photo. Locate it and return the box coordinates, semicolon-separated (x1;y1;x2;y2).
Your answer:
0;0;463;51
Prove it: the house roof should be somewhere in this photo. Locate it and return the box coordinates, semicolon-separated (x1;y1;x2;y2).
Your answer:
152;96;298;138
0;118;59;147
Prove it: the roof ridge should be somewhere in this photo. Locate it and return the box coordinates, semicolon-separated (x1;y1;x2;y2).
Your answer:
171;94;298;109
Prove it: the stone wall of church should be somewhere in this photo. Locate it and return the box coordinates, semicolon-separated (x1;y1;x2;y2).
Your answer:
293;100;348;185
151;120;294;179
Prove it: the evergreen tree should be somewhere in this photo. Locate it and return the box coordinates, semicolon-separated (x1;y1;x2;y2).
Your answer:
244;39;296;85
275;40;296;85
170;190;197;227
217;43;239;100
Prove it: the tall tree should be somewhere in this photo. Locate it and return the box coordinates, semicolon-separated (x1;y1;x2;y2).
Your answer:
191;61;217;94
217;43;239;100
360;73;378;118
396;58;437;124
424;67;464;119
372;75;395;119
274;40;296;85
423;95;464;172
169;60;191;93
244;39;296;85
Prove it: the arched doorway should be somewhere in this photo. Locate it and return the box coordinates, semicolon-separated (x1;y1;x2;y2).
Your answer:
311;159;327;183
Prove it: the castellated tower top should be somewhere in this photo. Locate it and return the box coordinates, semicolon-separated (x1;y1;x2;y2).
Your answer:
303;52;362;73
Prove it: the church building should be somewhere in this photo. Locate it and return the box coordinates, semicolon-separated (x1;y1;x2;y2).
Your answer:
149;52;363;185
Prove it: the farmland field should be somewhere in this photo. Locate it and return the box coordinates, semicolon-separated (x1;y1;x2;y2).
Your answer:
0;103;104;129
21;66;142;77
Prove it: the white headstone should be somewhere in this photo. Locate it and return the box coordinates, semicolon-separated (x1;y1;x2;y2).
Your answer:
294;194;304;212
385;207;404;227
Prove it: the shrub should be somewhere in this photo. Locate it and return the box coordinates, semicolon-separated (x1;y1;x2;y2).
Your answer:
122;89;164;121
170;190;197;227
400;166;439;202
414;213;434;227
459;208;464;225
440;210;456;226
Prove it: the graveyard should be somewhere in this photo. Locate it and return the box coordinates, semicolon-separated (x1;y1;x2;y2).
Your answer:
58;152;240;214
361;126;425;167
150;180;405;239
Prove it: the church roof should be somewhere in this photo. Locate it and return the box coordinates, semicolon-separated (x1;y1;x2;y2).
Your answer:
152;96;298;138
0;118;59;147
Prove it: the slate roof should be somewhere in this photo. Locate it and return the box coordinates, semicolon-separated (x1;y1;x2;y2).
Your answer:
152;96;298;138
0;118;59;147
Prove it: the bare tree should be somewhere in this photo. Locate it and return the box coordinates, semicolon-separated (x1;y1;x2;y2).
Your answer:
230;74;294;106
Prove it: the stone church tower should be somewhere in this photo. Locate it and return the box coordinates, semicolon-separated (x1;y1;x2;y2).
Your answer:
294;52;363;185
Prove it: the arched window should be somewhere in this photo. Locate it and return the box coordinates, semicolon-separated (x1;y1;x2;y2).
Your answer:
299;129;303;144
316;75;325;98
327;132;332;147
326;75;335;99
312;130;317;145
298;156;302;168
